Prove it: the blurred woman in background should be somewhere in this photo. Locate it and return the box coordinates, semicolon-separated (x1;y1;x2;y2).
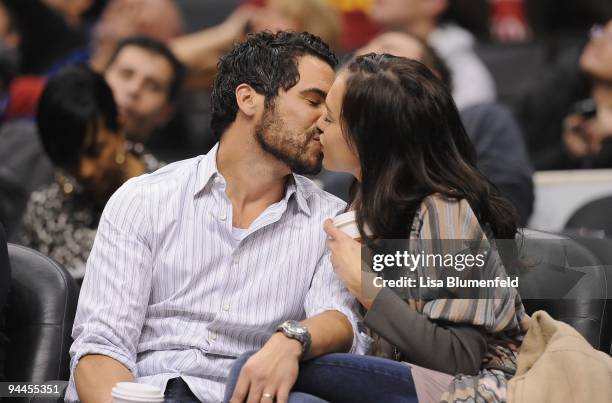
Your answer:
18;65;160;278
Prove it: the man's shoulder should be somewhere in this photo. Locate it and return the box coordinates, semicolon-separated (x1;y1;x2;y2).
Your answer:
293;174;346;212
106;156;204;212
122;156;203;192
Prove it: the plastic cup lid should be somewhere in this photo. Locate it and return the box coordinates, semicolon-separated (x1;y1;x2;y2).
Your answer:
332;211;357;227
112;382;164;401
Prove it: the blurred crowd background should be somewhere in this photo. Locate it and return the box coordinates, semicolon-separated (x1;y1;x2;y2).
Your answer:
1;0;612;278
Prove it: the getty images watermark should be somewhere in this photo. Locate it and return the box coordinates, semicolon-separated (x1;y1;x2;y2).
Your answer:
360;238;612;300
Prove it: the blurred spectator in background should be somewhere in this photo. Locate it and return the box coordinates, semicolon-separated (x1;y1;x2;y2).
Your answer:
517;20;612;170
18;66;161;278
104;36;185;145
561;22;612;168
368;0;496;110
2;0;88;74
243;0;341;50
320;31;533;224
89;0;183;72
0;0;52;237
526;0;612;39
41;0;106;30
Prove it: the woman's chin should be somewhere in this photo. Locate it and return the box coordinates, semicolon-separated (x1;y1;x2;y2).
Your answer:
322;161;354;177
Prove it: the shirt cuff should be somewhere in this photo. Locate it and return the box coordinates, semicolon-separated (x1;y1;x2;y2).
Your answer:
70;344;137;379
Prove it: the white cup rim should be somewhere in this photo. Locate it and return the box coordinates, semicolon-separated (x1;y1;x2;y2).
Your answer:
112;382;164;402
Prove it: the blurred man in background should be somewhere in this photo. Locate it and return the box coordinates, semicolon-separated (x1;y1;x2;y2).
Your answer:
517;19;612;170
103;36;185;146
368;0;496;110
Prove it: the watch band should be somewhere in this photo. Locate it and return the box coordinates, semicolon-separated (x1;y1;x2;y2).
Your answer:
276;320;311;357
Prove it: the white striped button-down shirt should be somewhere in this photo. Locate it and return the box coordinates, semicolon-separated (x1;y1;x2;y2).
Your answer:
66;144;369;402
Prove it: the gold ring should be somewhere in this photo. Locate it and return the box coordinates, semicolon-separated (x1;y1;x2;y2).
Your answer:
262;392;274;400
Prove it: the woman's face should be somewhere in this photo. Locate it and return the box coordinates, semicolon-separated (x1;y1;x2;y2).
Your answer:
72;124;128;203
317;73;361;178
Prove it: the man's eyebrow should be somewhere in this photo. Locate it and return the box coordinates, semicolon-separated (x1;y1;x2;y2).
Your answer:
300;88;327;99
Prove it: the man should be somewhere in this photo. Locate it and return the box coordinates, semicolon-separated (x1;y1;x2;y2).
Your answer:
67;31;366;403
103;36;185;144
517;20;612;170
319;31;534;224
368;0;496;110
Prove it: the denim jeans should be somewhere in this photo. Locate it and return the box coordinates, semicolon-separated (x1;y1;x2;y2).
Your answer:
164;377;200;403
224;351;418;403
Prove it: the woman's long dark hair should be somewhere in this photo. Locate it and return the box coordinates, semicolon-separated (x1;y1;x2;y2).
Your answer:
341;54;518;241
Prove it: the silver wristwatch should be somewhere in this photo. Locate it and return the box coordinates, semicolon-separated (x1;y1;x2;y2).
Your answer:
276;320;311;357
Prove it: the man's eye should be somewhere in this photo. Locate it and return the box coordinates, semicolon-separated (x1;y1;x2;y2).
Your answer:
307;99;320;106
324;115;333;123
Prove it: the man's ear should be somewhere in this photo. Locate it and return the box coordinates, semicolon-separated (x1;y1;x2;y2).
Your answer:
235;83;263;118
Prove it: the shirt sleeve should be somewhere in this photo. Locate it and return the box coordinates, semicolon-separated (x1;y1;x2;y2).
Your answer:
303;247;372;355
69;180;154;380
364;287;488;375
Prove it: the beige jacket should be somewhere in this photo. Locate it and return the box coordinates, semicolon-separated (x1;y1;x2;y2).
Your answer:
508;310;612;403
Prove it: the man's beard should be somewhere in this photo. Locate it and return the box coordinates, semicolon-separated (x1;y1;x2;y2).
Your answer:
255;103;323;175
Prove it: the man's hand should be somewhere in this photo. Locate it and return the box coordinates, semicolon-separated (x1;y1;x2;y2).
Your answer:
230;333;302;403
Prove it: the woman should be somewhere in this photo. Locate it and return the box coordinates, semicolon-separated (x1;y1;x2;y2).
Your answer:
18;65;161;278
226;54;529;403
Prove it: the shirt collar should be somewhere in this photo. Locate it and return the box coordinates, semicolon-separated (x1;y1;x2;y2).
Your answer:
194;143;312;216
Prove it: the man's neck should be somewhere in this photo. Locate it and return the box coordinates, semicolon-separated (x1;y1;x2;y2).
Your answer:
592;81;612;110
217;126;290;229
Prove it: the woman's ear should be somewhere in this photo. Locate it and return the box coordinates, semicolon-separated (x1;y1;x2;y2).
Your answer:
235;83;263;118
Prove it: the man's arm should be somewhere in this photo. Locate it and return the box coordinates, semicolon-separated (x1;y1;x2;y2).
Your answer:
66;181;153;402
230;244;366;403
74;355;134;403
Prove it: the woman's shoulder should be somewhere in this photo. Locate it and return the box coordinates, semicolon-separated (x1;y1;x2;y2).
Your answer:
414;193;485;239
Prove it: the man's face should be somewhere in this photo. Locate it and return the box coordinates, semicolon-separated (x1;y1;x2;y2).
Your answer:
104;45;174;143
580;21;612;83
255;55;334;175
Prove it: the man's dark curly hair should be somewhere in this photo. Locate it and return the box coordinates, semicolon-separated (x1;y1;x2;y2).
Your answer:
210;31;338;139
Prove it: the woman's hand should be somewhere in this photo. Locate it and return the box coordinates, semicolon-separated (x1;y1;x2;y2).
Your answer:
323;219;379;309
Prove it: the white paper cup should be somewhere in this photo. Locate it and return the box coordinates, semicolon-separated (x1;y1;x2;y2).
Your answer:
332;211;372;241
111;382;164;403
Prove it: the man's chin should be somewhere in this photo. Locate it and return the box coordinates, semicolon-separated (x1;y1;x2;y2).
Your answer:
290;155;323;176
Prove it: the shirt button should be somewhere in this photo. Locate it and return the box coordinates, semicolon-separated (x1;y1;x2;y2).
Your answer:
218;212;227;221
232;257;239;265
223;304;230;311
213;176;222;184
209;334;217;341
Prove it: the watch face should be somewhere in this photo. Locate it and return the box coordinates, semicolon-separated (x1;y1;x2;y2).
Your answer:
286;321;306;335
293;326;306;334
